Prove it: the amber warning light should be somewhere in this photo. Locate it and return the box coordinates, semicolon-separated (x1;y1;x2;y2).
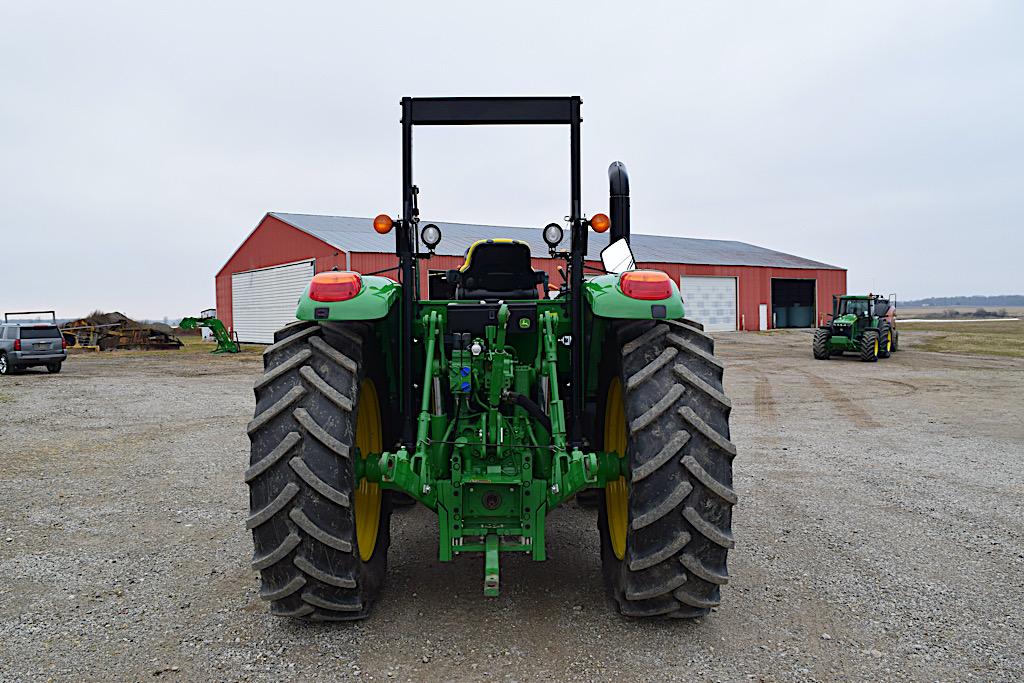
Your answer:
373;214;394;234
309;272;362;302
589;213;610;233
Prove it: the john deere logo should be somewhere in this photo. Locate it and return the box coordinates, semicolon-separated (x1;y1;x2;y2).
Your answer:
518;318;531;329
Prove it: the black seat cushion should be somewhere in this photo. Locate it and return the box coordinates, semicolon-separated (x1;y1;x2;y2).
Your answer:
455;240;541;301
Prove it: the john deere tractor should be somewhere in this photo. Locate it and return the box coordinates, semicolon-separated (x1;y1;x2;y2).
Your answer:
245;97;736;621
813;294;898;361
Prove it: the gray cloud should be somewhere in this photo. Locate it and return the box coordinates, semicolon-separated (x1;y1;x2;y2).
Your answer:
1;1;1021;318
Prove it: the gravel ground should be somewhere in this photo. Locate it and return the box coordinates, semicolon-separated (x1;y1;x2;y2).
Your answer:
1;330;1022;682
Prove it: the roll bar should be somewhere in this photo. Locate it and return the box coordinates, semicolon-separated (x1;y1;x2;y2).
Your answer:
396;97;586;447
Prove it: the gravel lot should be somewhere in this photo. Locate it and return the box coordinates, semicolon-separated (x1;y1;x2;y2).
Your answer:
1;330;1022;682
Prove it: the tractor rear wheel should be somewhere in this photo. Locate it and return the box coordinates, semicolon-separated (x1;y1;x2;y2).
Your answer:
597;319;737;618
891;329;900;352
246;320;391;620
877;321;893;359
812;328;831;359
859;329;880;362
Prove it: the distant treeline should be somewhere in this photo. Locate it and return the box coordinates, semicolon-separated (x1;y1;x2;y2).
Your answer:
902;295;1024;307
912;308;1013;319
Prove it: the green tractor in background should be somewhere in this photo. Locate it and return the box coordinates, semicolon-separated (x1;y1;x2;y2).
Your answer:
244;97;736;621
813;294;898;361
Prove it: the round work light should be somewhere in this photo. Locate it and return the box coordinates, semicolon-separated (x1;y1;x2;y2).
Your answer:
421;223;442;250
542;223;563;248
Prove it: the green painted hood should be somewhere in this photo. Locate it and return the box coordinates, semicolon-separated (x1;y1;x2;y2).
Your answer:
584;272;684;320
296;274;400;321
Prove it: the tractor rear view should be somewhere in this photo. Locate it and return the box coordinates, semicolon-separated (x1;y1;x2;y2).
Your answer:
244;97;736;620
813;294;898;361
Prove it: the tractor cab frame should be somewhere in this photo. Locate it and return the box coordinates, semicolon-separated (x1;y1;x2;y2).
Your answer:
394;97;592;449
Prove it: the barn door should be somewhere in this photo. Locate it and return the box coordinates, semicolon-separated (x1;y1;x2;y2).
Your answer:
679;276;738;332
231;260;315;343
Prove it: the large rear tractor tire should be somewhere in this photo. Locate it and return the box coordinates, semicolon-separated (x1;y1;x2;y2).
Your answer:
859;329;880;362
812;328;831;360
597;319;737;618
246;320;391;620
877;321;893;359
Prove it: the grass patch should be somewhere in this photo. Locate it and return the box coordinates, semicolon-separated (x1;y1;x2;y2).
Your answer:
900;305;1024;319
178;336;263;356
900;320;1024;358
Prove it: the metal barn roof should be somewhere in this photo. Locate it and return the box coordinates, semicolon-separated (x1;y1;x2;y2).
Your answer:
269;212;842;271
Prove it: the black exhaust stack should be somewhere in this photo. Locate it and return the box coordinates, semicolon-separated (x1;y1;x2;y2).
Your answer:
608;161;630;245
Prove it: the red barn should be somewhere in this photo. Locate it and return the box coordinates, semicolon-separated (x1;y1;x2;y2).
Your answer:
216;213;846;343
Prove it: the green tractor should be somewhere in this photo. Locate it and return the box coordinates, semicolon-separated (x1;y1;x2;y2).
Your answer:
245;97;736;621
813;294;898;361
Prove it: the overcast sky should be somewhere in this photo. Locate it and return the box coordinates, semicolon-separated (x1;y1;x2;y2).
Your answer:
1;1;1021;319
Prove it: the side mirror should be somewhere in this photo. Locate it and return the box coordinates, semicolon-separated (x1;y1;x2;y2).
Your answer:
600;238;636;275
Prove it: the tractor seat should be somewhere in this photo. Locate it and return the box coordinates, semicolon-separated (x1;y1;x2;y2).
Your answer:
452;239;545;301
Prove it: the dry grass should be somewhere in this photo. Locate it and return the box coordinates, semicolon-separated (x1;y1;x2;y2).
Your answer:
69;334;263;358
168;335;263;357
900;319;1024;358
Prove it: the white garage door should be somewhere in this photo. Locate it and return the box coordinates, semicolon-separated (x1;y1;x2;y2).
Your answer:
232;260;315;344
679;276;737;332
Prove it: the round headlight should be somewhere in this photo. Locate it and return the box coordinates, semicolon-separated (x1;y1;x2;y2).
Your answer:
543;223;563;248
421;223;442;250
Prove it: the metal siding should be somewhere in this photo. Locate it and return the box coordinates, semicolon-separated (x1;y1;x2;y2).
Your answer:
649;263;845;331
215;216;346;332
231;260;315;344
325;257;844;332
271;213;843;270
219;215;847;335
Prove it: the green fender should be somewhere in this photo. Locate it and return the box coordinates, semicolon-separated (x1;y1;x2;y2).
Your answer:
584;273;685;320
295;274;400;321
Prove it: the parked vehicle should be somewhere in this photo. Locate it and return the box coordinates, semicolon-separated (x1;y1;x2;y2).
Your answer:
244;97;737;621
1;311;68;375
813;294;898;361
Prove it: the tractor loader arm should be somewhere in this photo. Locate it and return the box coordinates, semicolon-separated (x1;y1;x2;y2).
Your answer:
179;316;239;353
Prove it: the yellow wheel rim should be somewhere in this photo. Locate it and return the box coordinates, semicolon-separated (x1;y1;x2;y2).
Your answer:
874;338;879;356
354;378;383;561
603;377;628;560
886;332;891;352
